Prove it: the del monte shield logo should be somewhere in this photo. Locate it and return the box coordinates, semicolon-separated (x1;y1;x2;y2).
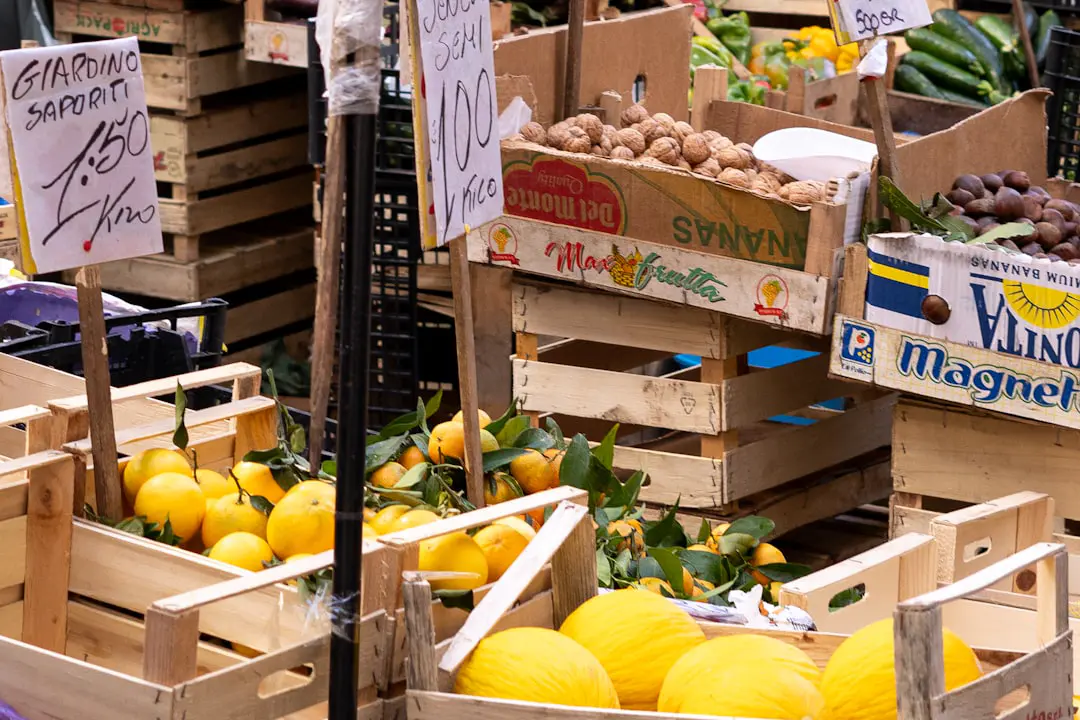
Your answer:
503;156;627;235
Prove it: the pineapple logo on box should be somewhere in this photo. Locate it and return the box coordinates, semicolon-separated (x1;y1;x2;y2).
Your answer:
837;321;875;379
487;223;520;265
503;156;627;235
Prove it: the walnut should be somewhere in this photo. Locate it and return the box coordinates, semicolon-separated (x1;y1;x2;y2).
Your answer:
640;118;669;145
735;142;757;168
781;180;826;204
677;158;692;171
576;113;604;144
563;126;591;154
638;156;664;166
600;135;614;154
708;135;734;153
719;167;751;189
614;128;646;156
702;130;723;143
546;122;571;148
506;133;525;141
601;125;618;145
590;144;608;157
715;145;752;170
646;137;681;165
752;171;782;196
610;146;635;160
682;134;710;165
693;157;720;177
620;104;649;128
652;112;676;131
745;168;758;183
672;121;695;144
520;121;547;145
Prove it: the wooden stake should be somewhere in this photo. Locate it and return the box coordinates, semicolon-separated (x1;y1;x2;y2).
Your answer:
450;237;485;507
74;266;123;521
308;116;345;469
1012;0;1040;90
562;0;585;121
859;40;904;231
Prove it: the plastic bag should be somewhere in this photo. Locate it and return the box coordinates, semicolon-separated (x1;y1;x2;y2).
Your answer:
314;0;382;116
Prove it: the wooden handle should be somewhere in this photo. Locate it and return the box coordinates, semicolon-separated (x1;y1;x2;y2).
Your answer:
50;363;262;413
0;405;50;428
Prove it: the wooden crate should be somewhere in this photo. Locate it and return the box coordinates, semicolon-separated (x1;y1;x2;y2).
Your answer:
65;219;315;302
781;525;1080;692
47;363;264;517
402;498;1071;720
222;270;317;356
53;0;298;116
508;278;893;530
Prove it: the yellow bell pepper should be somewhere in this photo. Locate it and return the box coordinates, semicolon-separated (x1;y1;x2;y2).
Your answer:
794;25;841;62
836;43;859;74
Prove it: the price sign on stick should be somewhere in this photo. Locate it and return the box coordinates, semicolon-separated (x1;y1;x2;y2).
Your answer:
831;0;931;43
0;37;162;274
0;37;163;522
410;0;504;247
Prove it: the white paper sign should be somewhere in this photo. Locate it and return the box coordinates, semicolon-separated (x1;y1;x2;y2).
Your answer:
412;0;504;246
0;37;163;274
836;0;932;43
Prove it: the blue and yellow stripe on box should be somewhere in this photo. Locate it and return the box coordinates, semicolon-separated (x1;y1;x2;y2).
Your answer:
866;248;930;319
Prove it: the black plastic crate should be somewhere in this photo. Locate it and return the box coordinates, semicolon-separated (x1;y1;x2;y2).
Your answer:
0;300;228;389
1047;26;1080;179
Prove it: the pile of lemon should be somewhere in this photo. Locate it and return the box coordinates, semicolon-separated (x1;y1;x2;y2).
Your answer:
453;588;986;720
122;448;335;572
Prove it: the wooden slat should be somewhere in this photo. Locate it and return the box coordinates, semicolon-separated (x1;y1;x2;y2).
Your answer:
226;283;316;345
0;516;27;591
536;339;673;373
51;363;261;414
720;353;855;429
611;444;723;508
514;359;720;435
723;393;896;502
159;173;311;236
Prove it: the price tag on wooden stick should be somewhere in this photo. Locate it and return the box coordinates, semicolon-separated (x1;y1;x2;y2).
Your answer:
408;0;504;248
831;0;931;44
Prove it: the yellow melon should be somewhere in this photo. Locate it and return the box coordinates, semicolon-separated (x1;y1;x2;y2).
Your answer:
676;664;824;719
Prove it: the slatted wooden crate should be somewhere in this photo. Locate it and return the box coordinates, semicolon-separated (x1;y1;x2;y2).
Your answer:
53;0;297;116
509;276;893;534
402;498;1071;720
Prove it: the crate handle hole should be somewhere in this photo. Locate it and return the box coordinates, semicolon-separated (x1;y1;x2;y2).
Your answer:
813;94;837;110
257;664;316;699
993;683;1030;718
962;537;991;563
827;582;866;613
632;75;647;104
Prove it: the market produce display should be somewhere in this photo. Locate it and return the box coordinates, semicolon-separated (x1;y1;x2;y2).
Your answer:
508;104;830;203
897;7;1061;106
450;590;985;717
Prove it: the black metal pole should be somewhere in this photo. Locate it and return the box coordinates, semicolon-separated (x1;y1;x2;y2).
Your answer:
328;110;378;719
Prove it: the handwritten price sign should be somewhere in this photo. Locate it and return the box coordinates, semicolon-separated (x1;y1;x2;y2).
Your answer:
412;0;504;247
834;0;932;42
0;37;162;274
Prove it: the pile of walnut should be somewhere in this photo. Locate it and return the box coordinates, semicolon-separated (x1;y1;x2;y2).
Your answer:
507;104;827;204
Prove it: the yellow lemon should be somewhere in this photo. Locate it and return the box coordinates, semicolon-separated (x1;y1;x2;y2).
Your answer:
479;429;499;453
123;448;190;503
232;643;261;658
286;480;336;501
635;577;675;596
363;523;378;540
418;531;488;591
208;532;274;572
751;542;786;585
363;507;376;522
659;635;822;712
677;664;824;719
133;472;206;542
231;461;285;503
704;522;731;552
820;618;982;720
493;515;536;541
193;468;231;500
370;462;407;489
284;552;316;587
428;421;466;464
509;449;559;494
560;589;706;710
399;445;428;469
388;508;440;533
542;448;564;484
484;472;523;505
202;492;269;548
266;488;335;560
769;581;785;604
369;505;410;535
689;577;714;601
451;409;492;428
608;519;645;557
686;543;718;554
474;524;529;581
454;627;619;708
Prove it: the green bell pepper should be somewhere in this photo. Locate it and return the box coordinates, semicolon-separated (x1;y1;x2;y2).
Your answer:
706;11;752;65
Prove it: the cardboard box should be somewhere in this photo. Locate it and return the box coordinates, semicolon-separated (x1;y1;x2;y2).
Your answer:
494;5;692;125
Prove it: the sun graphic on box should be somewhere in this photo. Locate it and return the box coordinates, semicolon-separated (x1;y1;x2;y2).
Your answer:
1002;280;1080;330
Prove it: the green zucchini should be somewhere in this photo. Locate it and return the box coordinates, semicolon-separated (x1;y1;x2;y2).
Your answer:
1036;10;1062;69
904;28;982;75
937;87;990;108
903;51;994;98
975;14;1018;53
932;9;1008;92
895;63;946;99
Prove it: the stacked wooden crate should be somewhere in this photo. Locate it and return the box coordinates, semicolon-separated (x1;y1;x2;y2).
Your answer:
52;0;316;357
